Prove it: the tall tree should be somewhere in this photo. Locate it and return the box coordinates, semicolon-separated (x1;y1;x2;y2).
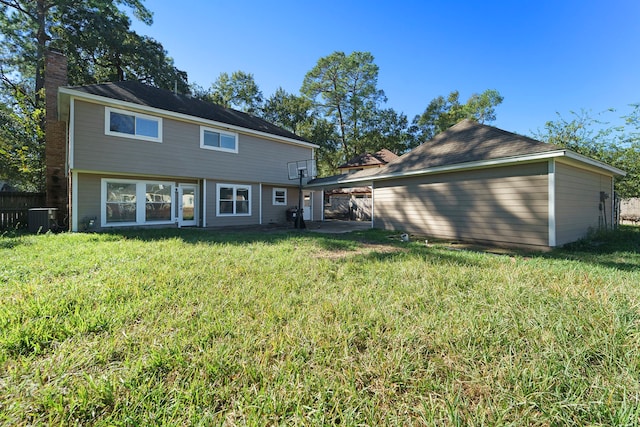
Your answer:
208;71;263;114
59;3;188;91
0;0;156;98
260;87;350;176
466;89;503;124
412;89;504;142
359;108;412;155
533;108;640;198
613;105;640;197
261;87;314;136
301;51;386;161
0;0;187;188
299;118;342;177
0;91;45;191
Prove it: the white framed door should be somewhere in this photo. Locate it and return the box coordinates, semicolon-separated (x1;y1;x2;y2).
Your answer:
178;184;198;227
303;191;312;221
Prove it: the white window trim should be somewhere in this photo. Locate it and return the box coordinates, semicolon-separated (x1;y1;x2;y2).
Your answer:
200;126;238;153
101;178;175;227
105;107;163;143
272;188;287;206
216;183;252;217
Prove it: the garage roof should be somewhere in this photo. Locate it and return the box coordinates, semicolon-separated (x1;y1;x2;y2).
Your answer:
307;119;625;188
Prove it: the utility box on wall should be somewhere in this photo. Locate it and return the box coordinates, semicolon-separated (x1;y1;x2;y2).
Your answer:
28;208;58;233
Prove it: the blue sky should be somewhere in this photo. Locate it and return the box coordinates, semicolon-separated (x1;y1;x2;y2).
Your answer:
131;0;640;137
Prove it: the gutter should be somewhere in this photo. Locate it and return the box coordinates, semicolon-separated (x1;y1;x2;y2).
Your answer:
305;149;626;189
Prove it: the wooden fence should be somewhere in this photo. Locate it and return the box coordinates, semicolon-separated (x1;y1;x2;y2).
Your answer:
0;192;46;230
325;195;372;221
620;197;640;225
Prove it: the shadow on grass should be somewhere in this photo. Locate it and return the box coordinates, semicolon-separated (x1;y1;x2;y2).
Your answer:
102;226;491;269
0;229;35;250
351;226;640;272
8;225;637;272
544;226;640;272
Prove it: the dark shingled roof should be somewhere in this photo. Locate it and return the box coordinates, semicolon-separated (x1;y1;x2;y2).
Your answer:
68;81;310;143
338;149;399;169
307;120;569;188
378;119;563;175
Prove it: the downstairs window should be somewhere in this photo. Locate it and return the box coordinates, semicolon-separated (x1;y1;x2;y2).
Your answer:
216;183;251;216
102;179;174;226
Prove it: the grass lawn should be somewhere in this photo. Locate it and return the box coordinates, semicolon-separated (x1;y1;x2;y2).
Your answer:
1;226;640;425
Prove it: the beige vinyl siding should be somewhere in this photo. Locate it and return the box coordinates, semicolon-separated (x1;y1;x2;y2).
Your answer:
373;163;549;247
312;191;324;221
76;173;102;228
73;100;313;184
75;172;197;230
261;185;294;225
204;180;260;228
555;163;614;246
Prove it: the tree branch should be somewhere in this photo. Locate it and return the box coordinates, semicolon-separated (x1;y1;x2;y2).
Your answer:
0;74;37;109
0;0;45;23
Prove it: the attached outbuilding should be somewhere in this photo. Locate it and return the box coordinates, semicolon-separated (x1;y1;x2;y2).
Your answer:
307;120;625;248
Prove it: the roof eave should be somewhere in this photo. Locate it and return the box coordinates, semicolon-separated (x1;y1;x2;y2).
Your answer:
305;150;625;189
561;150;626;176
58;87;319;149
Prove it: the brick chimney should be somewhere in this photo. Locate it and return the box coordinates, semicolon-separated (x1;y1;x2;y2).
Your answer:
44;49;68;229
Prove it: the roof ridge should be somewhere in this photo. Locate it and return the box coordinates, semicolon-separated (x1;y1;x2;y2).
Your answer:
347;119;563;180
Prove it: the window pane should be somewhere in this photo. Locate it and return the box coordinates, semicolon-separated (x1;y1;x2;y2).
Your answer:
274;190;286;204
220;134;236;150
107;183;136;201
145;184;172;222
106;182;136;222
236;188;249;214
110;112;135;134
219;187;233;200
203;130;220;147
219;201;233;214
236;200;249;214
182;188;195;221
136;117;159;138
236;188;249;201
218;185;250;216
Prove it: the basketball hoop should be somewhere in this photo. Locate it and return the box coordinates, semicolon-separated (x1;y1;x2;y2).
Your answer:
287;159;317;229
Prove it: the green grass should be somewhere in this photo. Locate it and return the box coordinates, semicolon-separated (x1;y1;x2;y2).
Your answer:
1;226;640;425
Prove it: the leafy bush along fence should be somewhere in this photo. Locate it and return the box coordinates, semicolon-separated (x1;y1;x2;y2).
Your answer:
0;192;46;230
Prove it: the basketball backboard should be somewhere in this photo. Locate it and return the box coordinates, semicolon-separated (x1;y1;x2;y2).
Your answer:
287;159;317;180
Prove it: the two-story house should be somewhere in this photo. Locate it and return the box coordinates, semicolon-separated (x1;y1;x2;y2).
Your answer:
47;51;321;231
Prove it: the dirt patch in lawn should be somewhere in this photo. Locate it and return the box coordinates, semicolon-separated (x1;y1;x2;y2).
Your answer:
314;242;408;260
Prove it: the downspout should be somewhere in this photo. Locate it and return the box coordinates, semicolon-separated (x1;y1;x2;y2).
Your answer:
69;97;76;231
176;186;181;228
371;181;375;228
202;180;207;227
548;159;556;247
259;183;263;225
71;171;78;231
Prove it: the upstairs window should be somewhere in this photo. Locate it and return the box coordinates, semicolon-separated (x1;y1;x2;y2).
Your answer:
105;107;162;142
200;126;238;153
